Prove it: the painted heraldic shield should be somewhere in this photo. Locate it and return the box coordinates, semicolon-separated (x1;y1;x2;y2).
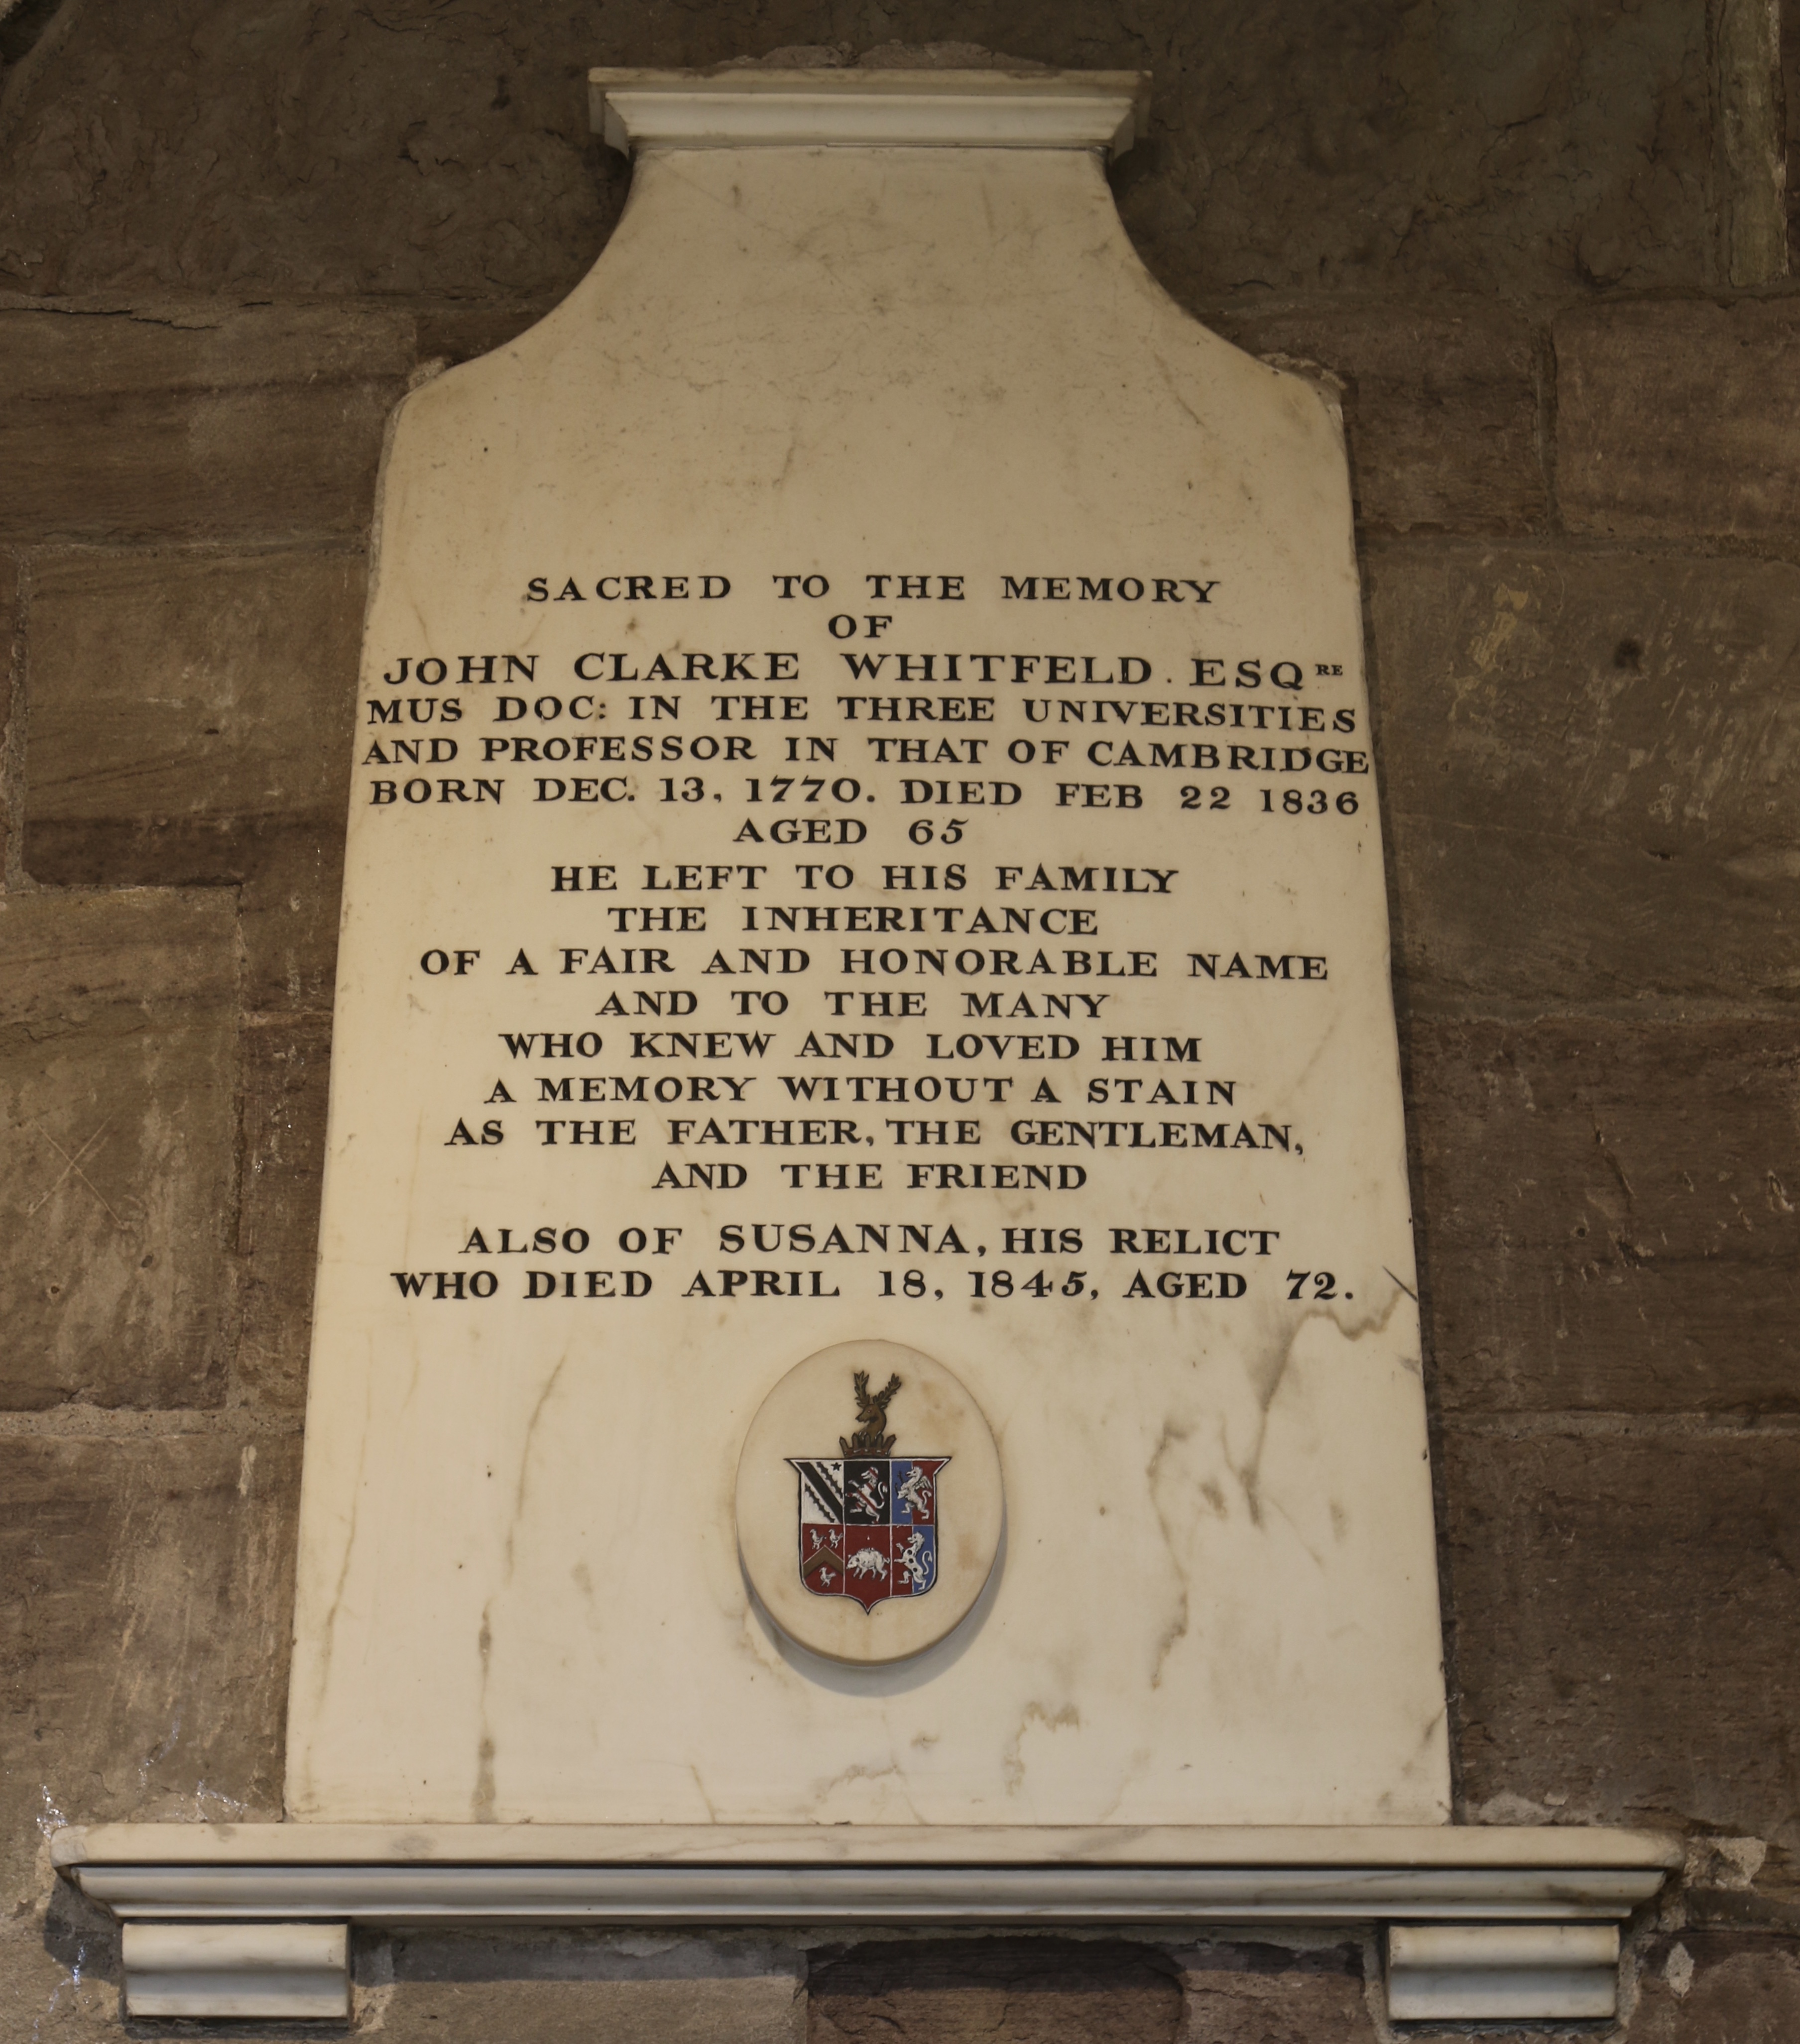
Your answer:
791;1455;949;1613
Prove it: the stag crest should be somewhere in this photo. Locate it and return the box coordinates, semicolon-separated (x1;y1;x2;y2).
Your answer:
840;1368;902;1457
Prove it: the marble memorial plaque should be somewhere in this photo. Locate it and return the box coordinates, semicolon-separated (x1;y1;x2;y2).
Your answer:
286;70;1450;1828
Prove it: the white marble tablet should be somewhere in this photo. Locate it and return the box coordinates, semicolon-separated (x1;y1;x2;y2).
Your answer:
284;71;1451;1831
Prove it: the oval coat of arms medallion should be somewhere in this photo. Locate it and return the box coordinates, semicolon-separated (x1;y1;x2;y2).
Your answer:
735;1340;1004;1664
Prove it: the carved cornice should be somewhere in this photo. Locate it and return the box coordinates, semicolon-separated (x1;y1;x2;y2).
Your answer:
56;1822;1678;2023
589;69;1151;156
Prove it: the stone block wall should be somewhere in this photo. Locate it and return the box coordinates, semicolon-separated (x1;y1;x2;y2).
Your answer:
0;1;1796;2036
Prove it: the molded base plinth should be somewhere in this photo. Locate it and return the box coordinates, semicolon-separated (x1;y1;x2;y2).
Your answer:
120;1923;349;2020
56;1822;1676;2024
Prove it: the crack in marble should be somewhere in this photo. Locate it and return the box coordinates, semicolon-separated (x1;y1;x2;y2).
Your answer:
292;1358;374;1813
1145;1420;1194;1689
503;1356;567;1580
814;1759;923;1821
1225;1280;1418;1551
1002;1702;1080;1795
1399;1703;1448;1785
1259;1487;1329;1574
688;1764;719;1822
467;1355;571;1819
471;1606;496;1822
1227;1333;1293;1528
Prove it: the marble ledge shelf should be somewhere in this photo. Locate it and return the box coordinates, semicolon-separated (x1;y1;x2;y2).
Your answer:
56;1823;1676;2023
588;68;1153;157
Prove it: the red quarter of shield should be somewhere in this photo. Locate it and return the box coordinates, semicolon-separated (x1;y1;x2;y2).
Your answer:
835;1524;894;1612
